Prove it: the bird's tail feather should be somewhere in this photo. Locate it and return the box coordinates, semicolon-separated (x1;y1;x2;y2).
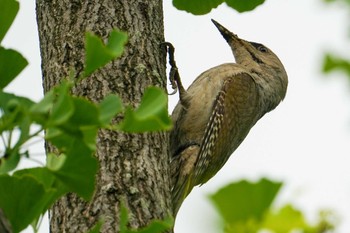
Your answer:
171;145;200;216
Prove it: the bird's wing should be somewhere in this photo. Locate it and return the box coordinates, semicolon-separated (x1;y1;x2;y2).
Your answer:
193;72;261;186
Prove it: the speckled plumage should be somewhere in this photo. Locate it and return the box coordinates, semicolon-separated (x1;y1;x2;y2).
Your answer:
170;20;288;215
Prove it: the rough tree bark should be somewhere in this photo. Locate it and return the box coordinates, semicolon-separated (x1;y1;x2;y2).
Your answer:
35;0;171;232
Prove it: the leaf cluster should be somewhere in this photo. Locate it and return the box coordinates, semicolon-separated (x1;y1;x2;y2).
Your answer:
322;0;350;84
86;204;173;233
172;0;265;15
210;178;337;233
0;1;171;232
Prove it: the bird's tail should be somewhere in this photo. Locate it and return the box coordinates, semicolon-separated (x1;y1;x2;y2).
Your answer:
171;145;200;216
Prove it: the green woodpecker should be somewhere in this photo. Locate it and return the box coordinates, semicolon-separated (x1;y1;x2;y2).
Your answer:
168;19;288;215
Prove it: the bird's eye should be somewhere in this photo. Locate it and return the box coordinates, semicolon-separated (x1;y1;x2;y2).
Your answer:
258;46;268;53
249;42;268;53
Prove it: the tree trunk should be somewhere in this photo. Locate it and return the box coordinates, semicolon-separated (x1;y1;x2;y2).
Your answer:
35;0;171;232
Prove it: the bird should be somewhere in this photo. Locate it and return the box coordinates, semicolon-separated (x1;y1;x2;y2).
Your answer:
167;19;288;216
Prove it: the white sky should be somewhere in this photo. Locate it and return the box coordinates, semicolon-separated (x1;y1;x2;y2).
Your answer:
3;0;350;232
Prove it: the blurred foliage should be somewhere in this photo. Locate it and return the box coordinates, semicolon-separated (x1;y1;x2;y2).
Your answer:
323;0;350;5
323;53;350;77
172;0;265;15
0;0;19;42
118;87;172;132
84;30;127;76
210;179;282;225
0;0;28;90
210;179;337;233
0;47;28;89
84;204;174;233
120;203;173;233
322;0;350;82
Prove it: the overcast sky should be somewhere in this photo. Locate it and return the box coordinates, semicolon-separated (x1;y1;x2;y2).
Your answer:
3;0;350;232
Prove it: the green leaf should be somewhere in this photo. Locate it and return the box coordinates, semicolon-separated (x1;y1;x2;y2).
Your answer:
322;53;350;77
172;0;264;15
0;108;21;132
0;92;34;135
118;87;172;132
0;92;34;174
30;89;55;114
84;30;128;76
46;153;67;171
262;204;309;233
14;167;55;190
46;99;99;152
45;127;77;151
50;82;74;126
51;97;100;151
80;126;99;151
0;0;19;42
209;178;282;224
0;47;28;89
173;0;223;15
13;167;66;212
48;143;98;200
84;32;114;76
0;116;32;173
225;218;260;233
87;220;104;233
225;0;265;13
98;94;123;125
70;98;100;126
119;202;173;233
120;203;129;233
29;90;55;125
0;150;21;174
46;127;97;153
15;115;31;147
106;30;128;56
0;91;34;115
128;217;174;233
0;175;55;233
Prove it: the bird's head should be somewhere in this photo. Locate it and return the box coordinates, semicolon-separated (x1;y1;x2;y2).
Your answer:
211;19;288;102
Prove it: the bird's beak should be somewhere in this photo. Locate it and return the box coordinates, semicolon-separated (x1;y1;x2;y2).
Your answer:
211;19;240;44
211;19;252;65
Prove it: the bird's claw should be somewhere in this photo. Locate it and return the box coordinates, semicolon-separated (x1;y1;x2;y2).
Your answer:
162;42;180;95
